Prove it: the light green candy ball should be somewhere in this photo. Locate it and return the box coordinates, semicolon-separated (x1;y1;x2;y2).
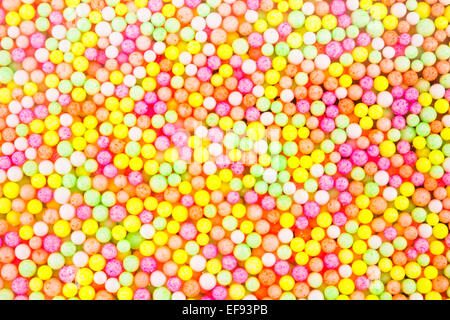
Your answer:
119;272;134;287
29;292;45;300
60;241;76;257
96;227;112;243
233;243;251;261
0;67;13;84
0;51;11;66
287;11;305;28
0;289;14;300
246;233;262;248
117;239;131;253
18;260;37;277
123;255;140;272
222;216;237;231
324;286;339;300
416;18;435;37
245;277;260;292
185;241;199;255
232;38;249;55
48;253;65;270
217;270;232;286
346;221;360;234
84;189;101;206
153;287;171;300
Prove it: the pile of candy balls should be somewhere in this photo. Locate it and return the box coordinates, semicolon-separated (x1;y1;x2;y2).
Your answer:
0;0;449;300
